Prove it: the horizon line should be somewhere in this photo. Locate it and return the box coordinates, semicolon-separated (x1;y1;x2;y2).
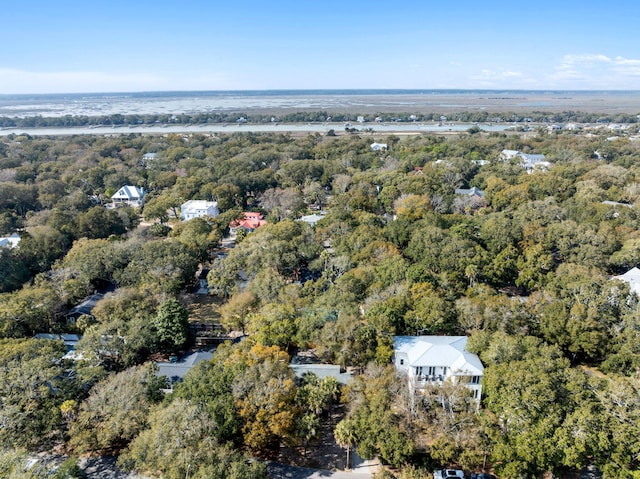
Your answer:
3;88;640;97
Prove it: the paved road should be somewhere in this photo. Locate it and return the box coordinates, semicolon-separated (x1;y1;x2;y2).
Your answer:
267;462;374;479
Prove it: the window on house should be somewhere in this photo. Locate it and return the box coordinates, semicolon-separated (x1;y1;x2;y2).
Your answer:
427;366;435;376
400;359;404;365
474;389;479;399
471;376;481;384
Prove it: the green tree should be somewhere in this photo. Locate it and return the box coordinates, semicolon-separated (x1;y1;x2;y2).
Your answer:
340;364;415;468
334;419;357;469
0;339;68;449
0;286;62;338
68;363;164;454
0;248;30;293
153;299;190;354
74;206;127;239
120;399;219;479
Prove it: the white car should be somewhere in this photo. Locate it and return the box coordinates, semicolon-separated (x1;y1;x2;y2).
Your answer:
434;469;465;479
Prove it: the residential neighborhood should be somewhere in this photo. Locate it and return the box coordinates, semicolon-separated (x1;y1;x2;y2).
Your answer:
3;104;640;479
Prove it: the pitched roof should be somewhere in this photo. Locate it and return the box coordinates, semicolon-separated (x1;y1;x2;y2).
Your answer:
393;335;484;375
230;212;267;231
297;213;326;226
613;267;640;295
66;293;104;317
156;350;214;382
0;233;20;248
290;364;353;385
111;185;144;200
455;187;484;197
181;200;218;211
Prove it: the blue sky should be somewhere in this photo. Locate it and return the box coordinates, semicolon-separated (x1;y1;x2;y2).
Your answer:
1;0;639;93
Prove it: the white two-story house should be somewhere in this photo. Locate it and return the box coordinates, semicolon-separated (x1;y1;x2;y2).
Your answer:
180;200;219;221
111;185;145;207
393;336;484;401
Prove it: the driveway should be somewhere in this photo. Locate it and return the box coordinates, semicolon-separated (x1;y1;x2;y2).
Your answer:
267;462;372;479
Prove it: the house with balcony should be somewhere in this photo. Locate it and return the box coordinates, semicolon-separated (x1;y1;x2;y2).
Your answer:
111;185;145;207
393;335;484;401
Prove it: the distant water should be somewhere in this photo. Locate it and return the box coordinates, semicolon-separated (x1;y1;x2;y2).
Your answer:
1;89;639;118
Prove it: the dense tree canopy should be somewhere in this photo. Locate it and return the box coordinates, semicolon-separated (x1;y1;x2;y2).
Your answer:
3;125;640;477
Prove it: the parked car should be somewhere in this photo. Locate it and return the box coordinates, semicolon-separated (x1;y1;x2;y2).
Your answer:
434;469;465;479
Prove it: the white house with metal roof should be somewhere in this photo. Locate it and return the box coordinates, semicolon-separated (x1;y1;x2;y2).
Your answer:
370;142;388;151
0;233;21;248
180;200;220;221
499;149;551;173
393;336;484;401
612;267;640;296
111;185;145;207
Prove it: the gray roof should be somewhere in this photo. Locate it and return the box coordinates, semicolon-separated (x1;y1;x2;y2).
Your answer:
455;187;484;197
34;333;81;353
290;364;353;385
156;350;214;383
66;293;104;318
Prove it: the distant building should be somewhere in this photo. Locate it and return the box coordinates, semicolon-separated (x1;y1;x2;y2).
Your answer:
155;350;215;388
230;212;268;234
111;185;145;207
393;336;484;402
139;152;159;168
297;213;326;227
65;292;104;324
370;142;388;151
454;187;487;209
499;149;551;173
455;187;485;198
34;333;81;352
0;233;20;249
180;200;219;221
290;364;353;385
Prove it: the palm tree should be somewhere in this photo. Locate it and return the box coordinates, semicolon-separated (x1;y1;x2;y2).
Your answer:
334;419;357;470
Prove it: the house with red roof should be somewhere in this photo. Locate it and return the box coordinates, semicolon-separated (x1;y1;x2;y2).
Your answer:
229;212;268;234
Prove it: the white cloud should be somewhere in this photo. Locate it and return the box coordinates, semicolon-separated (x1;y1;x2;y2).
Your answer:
462;53;640;89
548;54;640;88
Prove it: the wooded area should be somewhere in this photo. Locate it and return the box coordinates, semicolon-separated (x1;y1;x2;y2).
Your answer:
2;122;640;478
